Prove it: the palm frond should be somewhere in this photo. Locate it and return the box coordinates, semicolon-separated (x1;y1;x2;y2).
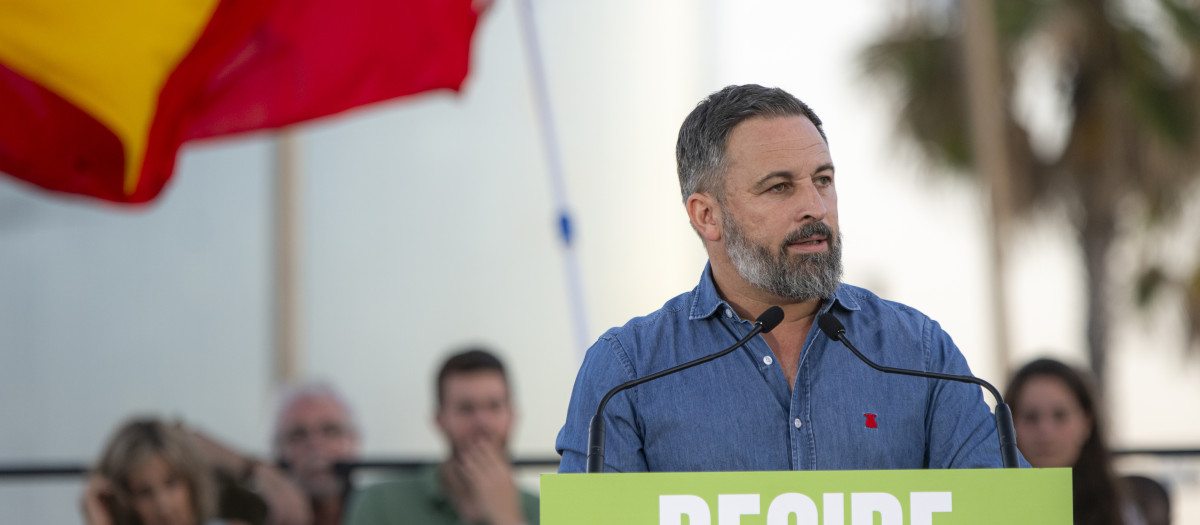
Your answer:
861;29;973;171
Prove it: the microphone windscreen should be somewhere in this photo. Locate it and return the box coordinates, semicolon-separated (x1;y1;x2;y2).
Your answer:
817;313;845;340
756;306;785;333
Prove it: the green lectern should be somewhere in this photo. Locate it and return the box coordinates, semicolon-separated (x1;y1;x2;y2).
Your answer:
541;468;1070;524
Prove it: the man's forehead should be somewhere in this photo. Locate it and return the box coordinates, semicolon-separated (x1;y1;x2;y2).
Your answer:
727;115;829;160
282;395;350;424
442;370;509;398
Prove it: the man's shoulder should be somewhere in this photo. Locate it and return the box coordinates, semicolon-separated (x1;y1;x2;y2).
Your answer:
596;288;695;345
836;283;929;320
831;283;948;346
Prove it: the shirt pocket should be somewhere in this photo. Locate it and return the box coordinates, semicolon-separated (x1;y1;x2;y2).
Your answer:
811;372;928;469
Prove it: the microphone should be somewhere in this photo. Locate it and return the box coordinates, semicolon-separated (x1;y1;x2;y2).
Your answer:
585;306;785;473
816;313;1021;468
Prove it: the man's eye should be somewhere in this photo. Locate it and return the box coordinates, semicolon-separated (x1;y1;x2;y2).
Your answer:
814;175;833;187
768;183;789;192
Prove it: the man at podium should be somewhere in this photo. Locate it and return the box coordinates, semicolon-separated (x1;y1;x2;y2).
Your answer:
556;84;1024;473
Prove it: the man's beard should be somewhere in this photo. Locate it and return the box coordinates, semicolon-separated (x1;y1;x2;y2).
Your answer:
722;209;843;300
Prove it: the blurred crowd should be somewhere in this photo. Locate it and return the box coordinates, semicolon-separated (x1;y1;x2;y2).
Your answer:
80;348;537;525
79;350;1174;525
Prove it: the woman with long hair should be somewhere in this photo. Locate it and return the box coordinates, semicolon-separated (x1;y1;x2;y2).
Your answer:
81;418;221;525
1007;358;1139;525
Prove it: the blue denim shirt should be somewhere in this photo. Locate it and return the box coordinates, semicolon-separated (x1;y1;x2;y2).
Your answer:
556;264;1025;472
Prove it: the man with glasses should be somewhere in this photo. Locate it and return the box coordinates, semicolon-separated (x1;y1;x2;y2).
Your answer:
187;381;361;524
272;382;363;525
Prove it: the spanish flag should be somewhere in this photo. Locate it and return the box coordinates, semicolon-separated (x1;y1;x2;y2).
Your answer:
0;0;479;203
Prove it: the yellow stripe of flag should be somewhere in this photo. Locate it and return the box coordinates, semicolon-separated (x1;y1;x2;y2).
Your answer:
0;0;221;195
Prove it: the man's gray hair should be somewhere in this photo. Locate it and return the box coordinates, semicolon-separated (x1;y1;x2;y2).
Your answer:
271;381;358;453
676;84;828;203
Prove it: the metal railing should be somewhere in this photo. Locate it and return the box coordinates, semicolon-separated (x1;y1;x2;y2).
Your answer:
0;457;564;480
5;450;1199;480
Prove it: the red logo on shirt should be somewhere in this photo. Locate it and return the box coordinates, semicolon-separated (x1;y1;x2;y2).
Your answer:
864;413;878;428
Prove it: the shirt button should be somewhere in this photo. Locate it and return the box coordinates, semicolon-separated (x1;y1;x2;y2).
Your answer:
763;356;773;365
724;308;733;318
793;418;802;429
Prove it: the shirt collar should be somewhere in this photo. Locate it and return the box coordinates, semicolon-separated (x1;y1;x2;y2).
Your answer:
688;262;861;321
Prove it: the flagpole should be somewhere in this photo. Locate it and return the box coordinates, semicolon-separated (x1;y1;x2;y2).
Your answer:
962;0;1014;380
515;0;591;361
273;129;303;387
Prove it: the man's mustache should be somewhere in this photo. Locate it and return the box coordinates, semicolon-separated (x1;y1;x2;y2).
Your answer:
782;222;834;248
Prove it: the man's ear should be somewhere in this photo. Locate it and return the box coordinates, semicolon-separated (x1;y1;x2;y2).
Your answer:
686;193;722;242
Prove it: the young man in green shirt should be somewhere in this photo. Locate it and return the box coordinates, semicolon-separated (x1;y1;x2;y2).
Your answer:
346;349;538;525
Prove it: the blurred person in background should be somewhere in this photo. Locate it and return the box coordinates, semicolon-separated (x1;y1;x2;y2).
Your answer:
1007;358;1143;525
1122;475;1171;525
270;382;362;525
345;348;538;525
81;418;227;525
189;382;362;525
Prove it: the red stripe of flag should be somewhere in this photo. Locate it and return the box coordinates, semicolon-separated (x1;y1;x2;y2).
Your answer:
4;0;480;203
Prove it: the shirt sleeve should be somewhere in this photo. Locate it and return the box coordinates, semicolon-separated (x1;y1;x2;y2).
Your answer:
922;318;1030;468
555;333;649;473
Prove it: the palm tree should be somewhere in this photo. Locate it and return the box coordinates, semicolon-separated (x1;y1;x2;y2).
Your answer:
861;0;1200;385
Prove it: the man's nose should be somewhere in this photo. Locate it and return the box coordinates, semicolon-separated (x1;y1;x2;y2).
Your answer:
306;433;337;453
791;180;827;222
470;410;500;428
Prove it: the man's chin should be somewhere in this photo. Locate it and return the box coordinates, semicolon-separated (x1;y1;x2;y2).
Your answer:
298;473;344;497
